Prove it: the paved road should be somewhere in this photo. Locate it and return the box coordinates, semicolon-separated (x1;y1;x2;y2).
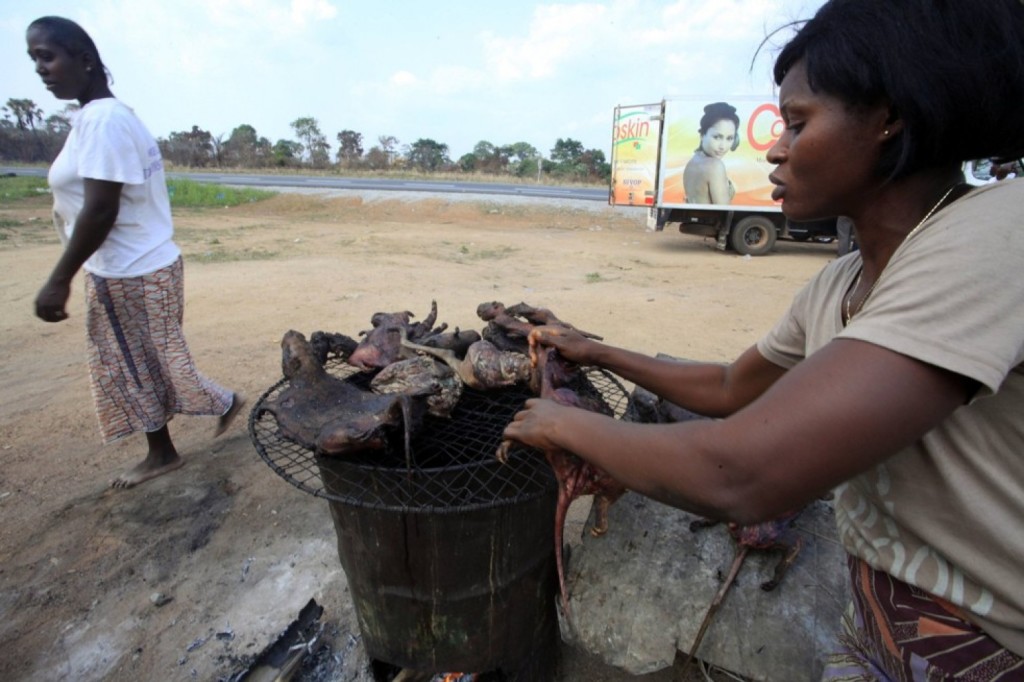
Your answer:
2;166;607;203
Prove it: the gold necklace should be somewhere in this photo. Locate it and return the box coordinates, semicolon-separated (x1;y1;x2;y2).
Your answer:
843;183;960;324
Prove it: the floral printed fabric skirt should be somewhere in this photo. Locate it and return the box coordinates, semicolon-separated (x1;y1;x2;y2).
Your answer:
822;555;1023;681
84;257;232;442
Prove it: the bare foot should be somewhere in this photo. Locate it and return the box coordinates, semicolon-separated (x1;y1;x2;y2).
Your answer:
111;455;184;489
214;392;246;437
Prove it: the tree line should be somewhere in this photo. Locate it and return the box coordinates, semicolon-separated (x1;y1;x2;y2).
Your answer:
1;97;610;182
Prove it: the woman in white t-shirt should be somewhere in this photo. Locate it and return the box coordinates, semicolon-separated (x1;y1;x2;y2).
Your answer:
27;16;244;489
503;0;1024;677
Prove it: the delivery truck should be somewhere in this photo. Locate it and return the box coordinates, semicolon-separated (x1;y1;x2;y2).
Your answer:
609;97;837;256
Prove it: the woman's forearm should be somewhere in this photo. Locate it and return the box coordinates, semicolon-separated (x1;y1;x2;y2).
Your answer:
589;343;784;417
48;209;117;282
530;403;759;521
47;179;122;284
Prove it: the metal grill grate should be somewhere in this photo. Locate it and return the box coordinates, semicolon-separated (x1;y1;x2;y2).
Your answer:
249;360;630;513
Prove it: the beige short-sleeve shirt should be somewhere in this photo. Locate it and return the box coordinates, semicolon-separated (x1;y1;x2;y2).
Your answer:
757;180;1024;654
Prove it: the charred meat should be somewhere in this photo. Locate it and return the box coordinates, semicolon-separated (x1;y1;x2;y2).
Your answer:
346;300;445;371
309;330;359;365
476;301;603;355
401;337;532;391
498;347;626;620
370;355;463;419
264;330;427;464
414;327;482;358
502;301;602;340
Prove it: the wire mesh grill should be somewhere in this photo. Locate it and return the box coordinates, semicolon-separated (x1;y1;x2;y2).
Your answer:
249;359;631;513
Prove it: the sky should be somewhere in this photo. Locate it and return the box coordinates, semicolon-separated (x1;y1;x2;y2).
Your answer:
2;0;827;161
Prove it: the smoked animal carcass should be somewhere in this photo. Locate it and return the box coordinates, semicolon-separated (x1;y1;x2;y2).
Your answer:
401;336;532;391
346;300;447;371
415;327;482;358
475;301;602;355
682;510;803;673
309;330;359;365
499;346;626;620
369;355;463;419
497;301;602;340
263;330;430;463
625;383;706;425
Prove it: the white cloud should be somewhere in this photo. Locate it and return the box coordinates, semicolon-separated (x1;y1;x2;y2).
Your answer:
426;66;487;96
416;0;801;93
390;71;418;87
82;0;341;80
290;0;338;26
202;0;338;35
344;0;813;155
381;66;486;97
482;3;608;81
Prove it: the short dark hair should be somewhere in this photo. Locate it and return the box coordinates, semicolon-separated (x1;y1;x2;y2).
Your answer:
698;102;741;152
698;102;740;136
773;0;1024;181
28;16;112;84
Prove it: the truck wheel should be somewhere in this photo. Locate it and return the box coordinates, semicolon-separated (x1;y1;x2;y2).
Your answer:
730;216;777;256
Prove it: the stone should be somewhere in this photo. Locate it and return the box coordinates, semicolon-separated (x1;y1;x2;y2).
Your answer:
150;592;173;607
561;492;849;680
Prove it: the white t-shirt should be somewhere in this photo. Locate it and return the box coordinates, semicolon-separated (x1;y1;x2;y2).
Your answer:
756;180;1024;654
48;98;180;278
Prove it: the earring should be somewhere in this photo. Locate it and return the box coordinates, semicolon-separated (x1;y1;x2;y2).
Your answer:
883;129;890;136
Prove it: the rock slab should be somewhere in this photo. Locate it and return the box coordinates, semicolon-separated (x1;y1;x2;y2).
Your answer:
562;492;850;680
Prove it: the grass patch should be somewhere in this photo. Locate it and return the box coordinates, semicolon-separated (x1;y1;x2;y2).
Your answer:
585;272;604;283
473;201;529;217
457;244;518;261
0;175;275;209
167;178;275;208
188;247;279;263
0;176;50;204
174;226;234;242
167;166;603;190
0;216;59;247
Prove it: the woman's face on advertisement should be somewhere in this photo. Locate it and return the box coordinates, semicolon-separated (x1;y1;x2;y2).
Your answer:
701;120;737;159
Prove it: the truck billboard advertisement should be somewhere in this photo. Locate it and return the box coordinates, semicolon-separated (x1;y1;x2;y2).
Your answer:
609;102;662;206
608;95;838;255
657;97;782;210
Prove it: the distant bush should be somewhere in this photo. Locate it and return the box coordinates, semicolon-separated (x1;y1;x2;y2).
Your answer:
166;178;275;207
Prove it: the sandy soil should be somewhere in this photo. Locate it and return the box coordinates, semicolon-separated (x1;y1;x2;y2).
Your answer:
0;187;838;681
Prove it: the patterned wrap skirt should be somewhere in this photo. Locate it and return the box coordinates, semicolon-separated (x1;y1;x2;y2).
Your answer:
822;555;1023;681
84;257;232;442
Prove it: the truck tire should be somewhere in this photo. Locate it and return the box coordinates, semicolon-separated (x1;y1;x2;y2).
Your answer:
730;216;777;256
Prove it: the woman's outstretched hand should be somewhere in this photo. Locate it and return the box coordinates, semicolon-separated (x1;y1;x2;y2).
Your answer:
503;397;571;452
528;325;594;366
35;280;70;322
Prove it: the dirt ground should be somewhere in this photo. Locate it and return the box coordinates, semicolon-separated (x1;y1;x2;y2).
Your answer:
0;187;839;681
